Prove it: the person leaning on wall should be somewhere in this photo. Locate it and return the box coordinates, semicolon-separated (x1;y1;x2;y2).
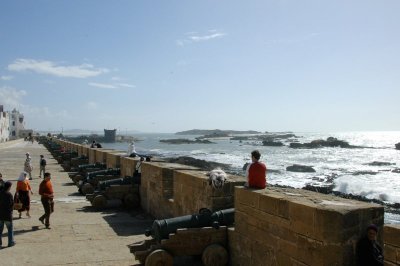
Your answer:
356;224;384;266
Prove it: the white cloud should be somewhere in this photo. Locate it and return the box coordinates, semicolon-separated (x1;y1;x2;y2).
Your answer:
117;83;136;88
88;82;118;89
8;58;109;78
0;87;27;108
88;82;135;89
177;30;227;46
0;75;13;81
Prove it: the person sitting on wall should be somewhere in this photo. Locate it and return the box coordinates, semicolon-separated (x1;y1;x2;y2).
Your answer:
244;150;267;189
90;141;97;148
356;224;384;266
95;143;102;148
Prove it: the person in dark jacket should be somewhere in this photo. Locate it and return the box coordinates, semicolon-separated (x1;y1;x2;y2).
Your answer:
0;181;15;248
356;224;384;266
0;172;4;191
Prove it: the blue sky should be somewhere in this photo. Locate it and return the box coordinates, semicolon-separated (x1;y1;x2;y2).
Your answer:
0;1;399;133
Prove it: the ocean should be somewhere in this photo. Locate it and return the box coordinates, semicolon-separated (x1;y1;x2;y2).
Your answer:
99;131;400;224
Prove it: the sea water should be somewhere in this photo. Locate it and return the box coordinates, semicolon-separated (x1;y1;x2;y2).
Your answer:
100;131;400;223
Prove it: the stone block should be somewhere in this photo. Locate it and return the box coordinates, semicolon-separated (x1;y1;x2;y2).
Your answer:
259;192;288;218
120;157;138;177
384;224;400;247
235;187;260;209
106;152;124;168
384;244;397;264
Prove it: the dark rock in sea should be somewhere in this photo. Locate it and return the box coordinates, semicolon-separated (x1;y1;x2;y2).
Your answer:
159;138;214;144
395;142;400;150
262;140;284;147
303;184;335;194
365;161;396;166
392;168;400;173
352;171;378;176
286;164;316;173
289;137;351;149
166;156;230;171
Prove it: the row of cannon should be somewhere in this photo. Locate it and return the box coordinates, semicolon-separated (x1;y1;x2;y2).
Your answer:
41;139;140;210
41;137;235;265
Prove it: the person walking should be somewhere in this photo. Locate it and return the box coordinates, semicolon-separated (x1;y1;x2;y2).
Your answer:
0;181;16;248
24;152;33;180
245;150;267;189
16;172;33;218
39;155;47;178
38;172;54;229
0;172;4;192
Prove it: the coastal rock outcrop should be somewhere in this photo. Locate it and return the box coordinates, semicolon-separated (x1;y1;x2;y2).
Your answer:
365;161;395;166
286;164;316;173
290;137;351;149
159;138;214;144
262;140;284;146
396;142;400;150
166;156;230;171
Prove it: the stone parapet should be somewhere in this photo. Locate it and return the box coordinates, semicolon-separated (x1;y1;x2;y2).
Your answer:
141;162;200;218
384;224;400;266
105;151;125;169
231;187;384;266
173;170;245;216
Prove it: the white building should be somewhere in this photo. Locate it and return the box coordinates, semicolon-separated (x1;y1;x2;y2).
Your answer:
9;108;26;140
0;105;10;143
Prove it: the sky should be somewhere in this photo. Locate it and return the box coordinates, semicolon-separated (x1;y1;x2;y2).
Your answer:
0;0;399;133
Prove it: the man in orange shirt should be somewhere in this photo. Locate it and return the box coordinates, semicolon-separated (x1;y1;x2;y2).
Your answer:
245;150;267;189
38;172;54;229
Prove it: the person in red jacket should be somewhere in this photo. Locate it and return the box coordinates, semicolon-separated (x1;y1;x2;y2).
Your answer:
245;150;267;189
38;172;54;229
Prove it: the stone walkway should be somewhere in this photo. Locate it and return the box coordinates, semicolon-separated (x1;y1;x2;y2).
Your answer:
0;140;153;265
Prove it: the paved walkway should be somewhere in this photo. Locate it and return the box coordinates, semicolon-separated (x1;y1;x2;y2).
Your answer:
0;140;153;265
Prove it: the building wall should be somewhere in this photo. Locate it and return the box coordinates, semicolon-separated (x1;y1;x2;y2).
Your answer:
8;109;25;140
0;110;10;142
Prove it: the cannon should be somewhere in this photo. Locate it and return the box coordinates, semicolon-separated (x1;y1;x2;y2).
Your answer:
86;175;141;210
78;168;121;195
69;156;89;171
70;163;107;183
129;208;234;266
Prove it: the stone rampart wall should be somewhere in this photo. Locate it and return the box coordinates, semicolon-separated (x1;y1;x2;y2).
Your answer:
52;139;395;265
384;224;400;265
230;187;384;266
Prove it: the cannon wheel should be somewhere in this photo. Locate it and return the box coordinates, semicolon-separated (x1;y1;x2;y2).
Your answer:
92;195;107;210
123;193;140;209
72;175;83;184
81;183;95;195
145;249;173;266
202;244;228;266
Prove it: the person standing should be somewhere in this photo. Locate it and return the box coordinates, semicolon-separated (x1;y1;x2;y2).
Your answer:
0;172;4;192
245;150;267;189
24;152;33;180
127;141;136;156
39;155;47;178
38;172;54;229
356;224;384;265
16;172;33;218
0;181;15;248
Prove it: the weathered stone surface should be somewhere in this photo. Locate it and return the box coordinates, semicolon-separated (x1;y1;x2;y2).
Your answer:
232;187;384;266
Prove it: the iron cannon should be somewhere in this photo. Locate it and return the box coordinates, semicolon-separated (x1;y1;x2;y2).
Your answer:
145;208;234;242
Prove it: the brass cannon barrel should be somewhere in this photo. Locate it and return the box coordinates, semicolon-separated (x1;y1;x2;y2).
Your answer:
145;208;235;242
